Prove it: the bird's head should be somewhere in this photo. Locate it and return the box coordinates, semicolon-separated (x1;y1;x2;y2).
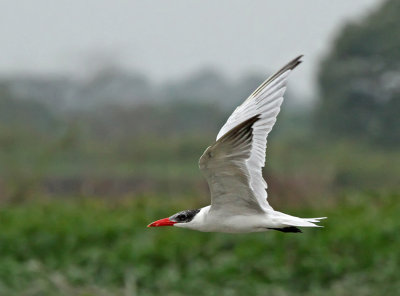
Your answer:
147;209;201;228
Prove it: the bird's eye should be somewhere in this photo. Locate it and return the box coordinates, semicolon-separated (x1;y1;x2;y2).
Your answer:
177;214;186;221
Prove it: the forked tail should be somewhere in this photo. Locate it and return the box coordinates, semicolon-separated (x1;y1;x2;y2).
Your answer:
270;211;327;233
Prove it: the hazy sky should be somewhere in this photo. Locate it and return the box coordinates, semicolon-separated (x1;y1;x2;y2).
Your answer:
1;0;381;97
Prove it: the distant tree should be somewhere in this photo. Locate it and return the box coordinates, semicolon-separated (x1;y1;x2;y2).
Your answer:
0;84;57;132
315;0;400;146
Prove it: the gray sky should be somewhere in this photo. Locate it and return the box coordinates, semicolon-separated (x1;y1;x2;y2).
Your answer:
1;0;381;97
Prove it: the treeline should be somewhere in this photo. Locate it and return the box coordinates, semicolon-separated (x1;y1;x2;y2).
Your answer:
3;67;268;113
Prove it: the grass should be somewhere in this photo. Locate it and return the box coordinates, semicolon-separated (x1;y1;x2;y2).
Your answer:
0;192;399;295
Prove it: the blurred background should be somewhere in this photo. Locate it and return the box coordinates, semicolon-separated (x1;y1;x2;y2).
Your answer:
0;0;399;295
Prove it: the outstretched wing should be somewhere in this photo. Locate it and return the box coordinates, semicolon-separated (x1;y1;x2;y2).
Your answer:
199;115;265;214
204;55;303;211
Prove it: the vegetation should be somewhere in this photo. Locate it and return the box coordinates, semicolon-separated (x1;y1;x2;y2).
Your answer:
0;192;399;296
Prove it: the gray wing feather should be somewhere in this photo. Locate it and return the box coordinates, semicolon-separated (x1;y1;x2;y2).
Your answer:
199;115;264;214
212;55;303;210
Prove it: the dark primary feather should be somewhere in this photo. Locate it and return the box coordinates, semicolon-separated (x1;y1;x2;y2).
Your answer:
268;226;302;233
249;55;303;99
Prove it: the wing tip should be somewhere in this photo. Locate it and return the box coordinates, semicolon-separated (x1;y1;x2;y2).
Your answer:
284;54;304;71
215;55;304;140
251;55;303;98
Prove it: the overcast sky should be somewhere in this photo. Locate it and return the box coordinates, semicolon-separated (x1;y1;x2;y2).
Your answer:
1;0;381;97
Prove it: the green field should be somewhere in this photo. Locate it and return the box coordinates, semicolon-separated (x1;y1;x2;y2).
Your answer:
0;192;399;296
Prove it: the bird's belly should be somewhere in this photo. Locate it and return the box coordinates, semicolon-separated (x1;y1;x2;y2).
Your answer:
200;214;269;233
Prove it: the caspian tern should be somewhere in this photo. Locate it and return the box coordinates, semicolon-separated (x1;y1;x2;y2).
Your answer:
148;55;326;233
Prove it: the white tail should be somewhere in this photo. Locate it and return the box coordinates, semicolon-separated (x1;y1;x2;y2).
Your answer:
273;211;327;228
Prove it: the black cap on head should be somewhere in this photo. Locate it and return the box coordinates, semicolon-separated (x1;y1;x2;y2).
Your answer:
170;209;200;223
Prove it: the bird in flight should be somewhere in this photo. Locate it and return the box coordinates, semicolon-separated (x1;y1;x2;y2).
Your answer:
148;56;326;233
